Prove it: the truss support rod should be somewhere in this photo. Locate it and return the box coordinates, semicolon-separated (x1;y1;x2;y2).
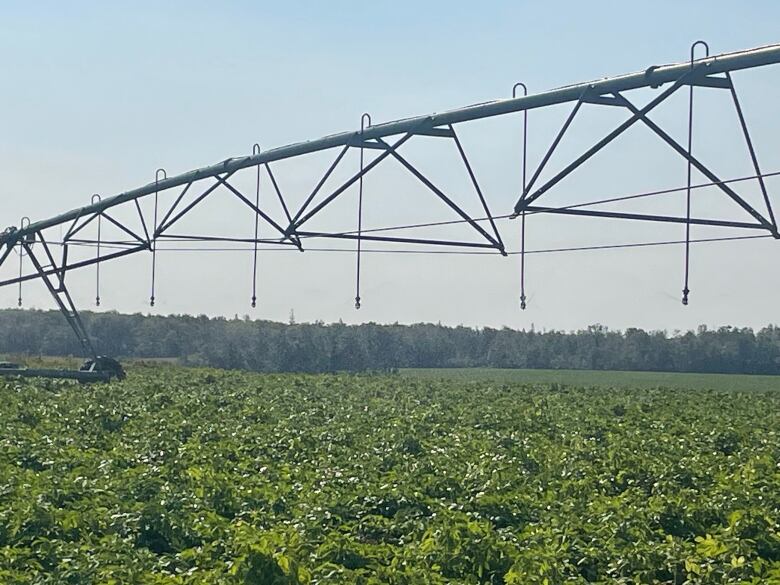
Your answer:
515;72;694;212
522;96;584;198
216;176;301;249
385;147;503;249
156;181;192;237
65;211;101;242
292;132;416;229
295;231;500;249
0;241;14;269
450;125;505;252
288;146;350;229
265;164;295;226
617;95;775;231
155;172;236;236
523;205;767;229
5;43;780;246
0;244;147;288
154;234;294;245
100;212;149;246
726;72;777;232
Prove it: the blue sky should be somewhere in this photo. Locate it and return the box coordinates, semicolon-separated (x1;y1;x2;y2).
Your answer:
2;1;779;330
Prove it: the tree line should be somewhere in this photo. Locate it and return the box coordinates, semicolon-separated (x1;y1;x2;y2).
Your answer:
1;309;779;375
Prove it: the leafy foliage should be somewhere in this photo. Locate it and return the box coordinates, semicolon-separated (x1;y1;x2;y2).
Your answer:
0;368;778;583
3;309;780;374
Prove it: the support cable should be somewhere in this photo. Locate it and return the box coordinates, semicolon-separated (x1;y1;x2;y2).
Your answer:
61;232;773;256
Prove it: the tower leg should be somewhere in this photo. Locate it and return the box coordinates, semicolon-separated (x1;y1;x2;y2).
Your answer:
22;237;97;360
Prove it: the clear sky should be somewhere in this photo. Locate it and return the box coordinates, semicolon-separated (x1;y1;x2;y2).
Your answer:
2;1;779;331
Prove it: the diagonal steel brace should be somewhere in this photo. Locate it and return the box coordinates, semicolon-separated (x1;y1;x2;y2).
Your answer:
514;70;696;214
614;92;776;232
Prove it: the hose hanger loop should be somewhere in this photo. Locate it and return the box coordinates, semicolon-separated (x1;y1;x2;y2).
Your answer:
91;194;102;306
513;83;529;310
251;143;261;308
512;82;527;99
355;113;371;310
361;113;372;132
682;41;709;306
690;40;710;64
150;168;166;307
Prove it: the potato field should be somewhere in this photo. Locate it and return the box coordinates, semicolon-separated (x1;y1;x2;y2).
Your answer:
0;368;778;584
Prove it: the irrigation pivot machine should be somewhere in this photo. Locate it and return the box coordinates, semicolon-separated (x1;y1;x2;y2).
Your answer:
2;42;779;381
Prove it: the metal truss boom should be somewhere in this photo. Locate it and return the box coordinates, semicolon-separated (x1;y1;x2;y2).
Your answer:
2;41;780;370
2;42;780;245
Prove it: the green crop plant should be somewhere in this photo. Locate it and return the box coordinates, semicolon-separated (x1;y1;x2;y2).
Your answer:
0;369;778;583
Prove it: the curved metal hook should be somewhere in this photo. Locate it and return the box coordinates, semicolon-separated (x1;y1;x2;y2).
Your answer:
360;113;372;133
18;217;31;252
512;82;528;99
91;193;101;205
252;143;261;156
155;168;167;183
690;40;710;64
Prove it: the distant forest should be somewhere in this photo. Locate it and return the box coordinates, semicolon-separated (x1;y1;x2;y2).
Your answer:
1;309;779;375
